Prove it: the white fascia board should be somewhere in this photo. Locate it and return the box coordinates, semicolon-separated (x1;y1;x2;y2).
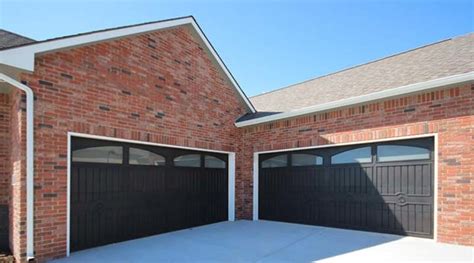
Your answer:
236;71;474;127
0;17;256;112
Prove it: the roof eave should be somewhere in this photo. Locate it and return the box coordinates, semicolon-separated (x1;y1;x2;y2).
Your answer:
235;71;474;127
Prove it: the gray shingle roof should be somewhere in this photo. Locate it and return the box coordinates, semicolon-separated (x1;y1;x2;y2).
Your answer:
250;33;474;113
0;29;35;49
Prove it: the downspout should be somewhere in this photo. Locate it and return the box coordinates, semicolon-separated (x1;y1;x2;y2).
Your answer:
0;73;35;260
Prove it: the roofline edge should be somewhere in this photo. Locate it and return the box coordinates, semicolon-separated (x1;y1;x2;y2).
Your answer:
236;71;474;127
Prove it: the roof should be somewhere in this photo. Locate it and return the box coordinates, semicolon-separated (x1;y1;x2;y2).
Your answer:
250;33;474;113
0;29;35;49
0;16;256;113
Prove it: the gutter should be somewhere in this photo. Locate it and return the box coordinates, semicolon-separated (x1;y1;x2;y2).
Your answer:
0;73;35;260
236;71;474;127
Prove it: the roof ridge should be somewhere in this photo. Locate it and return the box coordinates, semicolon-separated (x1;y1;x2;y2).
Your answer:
250;35;465;99
0;28;35;42
0;15;194;51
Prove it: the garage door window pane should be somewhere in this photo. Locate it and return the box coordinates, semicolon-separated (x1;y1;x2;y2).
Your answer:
205;155;226;168
129;148;165;166
377;145;430;162
174;154;201;167
262;155;287;168
292;154;323;166
331;147;371;164
72;146;123;164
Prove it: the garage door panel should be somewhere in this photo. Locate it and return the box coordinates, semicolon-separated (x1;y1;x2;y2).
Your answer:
71;138;228;252
72;165;129;251
329;166;374;194
201;169;228;222
259;138;434;238
376;163;432;194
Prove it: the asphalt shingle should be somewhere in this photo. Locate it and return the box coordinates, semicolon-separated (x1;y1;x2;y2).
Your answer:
0;29;35;49
250;33;474;113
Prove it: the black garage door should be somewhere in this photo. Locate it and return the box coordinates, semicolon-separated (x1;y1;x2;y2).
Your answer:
70;138;228;252
259;138;434;238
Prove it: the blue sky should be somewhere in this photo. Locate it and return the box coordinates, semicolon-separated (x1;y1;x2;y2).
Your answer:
1;0;472;96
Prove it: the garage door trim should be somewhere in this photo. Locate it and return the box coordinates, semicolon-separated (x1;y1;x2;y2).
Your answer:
66;132;236;256
252;133;438;240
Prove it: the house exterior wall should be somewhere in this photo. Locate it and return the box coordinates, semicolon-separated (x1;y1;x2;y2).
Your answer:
15;26;247;262
238;83;474;247
2;25;472;262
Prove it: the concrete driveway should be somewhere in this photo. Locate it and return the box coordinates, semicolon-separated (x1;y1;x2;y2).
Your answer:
52;220;473;262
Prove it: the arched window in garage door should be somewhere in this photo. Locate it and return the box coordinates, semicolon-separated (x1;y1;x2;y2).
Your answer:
377;145;430;162
129;147;166;166
204;155;226;168
331;146;372;164
261;154;288;168
173;154;201;167
72;146;123;164
291;153;323;166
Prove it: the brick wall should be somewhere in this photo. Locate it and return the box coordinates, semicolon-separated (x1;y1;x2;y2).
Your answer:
0;94;10;205
9;89;27;261
16;26;247;261
238;83;474;246
0;93;11;252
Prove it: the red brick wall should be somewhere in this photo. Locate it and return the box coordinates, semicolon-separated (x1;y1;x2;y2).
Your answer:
0;91;26;259
9;89;27;261
238;83;474;246
17;26;247;261
0;93;13;256
0;94;10;205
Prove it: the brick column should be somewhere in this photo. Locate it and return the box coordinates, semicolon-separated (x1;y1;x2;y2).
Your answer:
9;90;27;262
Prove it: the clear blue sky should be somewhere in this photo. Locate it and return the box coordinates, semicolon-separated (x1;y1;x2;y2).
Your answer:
1;0;472;96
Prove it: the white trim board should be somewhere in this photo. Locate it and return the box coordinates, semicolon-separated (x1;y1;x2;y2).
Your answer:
66;132;236;256
0;17;256;113
252;133;438;241
237;72;474;127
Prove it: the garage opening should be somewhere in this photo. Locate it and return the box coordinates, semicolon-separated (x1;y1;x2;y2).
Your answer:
70;137;229;252
258;138;434;238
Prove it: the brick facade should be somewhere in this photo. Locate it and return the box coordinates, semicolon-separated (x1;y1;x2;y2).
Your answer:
14;26;246;261
0;90;27;260
238;83;474;246
0;94;10;206
0;25;472;262
9;89;27;261
0;94;11;253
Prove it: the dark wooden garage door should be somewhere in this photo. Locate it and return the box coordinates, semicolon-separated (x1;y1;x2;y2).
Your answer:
259;138;434;238
70;138;228;252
